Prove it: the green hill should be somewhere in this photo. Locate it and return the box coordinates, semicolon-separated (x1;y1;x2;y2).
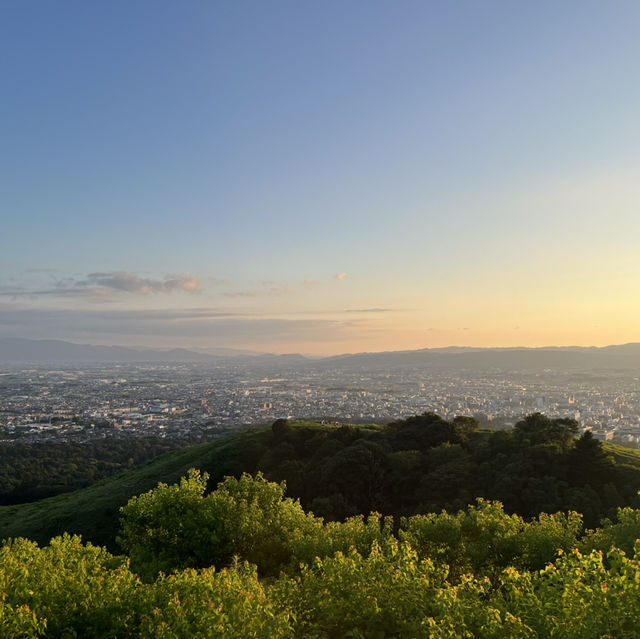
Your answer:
2;415;640;551
0;426;272;550
604;440;640;466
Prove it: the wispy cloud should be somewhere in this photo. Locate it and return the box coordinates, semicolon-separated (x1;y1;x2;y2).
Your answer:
0;284;100;299
0;285;33;296
0;271;203;299
0;305;367;344
81;272;202;294
223;284;291;298
334;273;347;281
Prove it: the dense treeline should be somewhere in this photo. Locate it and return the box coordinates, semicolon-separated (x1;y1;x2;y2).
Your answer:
255;413;640;528
3;470;640;638
0;434;221;506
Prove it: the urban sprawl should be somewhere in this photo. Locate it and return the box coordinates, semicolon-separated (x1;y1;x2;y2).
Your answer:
1;363;639;447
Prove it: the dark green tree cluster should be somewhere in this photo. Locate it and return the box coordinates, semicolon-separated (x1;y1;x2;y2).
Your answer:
0;436;211;505
253;413;639;528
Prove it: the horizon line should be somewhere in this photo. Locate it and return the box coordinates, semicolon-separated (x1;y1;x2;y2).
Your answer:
1;336;639;360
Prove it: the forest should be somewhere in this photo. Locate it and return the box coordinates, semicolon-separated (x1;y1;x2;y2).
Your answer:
2;414;640;637
0;436;185;505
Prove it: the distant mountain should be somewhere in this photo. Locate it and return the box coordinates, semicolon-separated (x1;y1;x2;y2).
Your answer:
2;337;640;370
190;346;265;357
0;338;217;363
252;352;309;365
319;343;640;371
0;338;311;365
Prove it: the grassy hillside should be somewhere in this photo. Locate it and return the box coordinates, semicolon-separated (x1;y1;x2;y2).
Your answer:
0;426;272;550
3;416;640;552
0;435;201;505
605;441;640;466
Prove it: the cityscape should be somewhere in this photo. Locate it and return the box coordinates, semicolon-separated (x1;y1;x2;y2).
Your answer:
2;361;639;447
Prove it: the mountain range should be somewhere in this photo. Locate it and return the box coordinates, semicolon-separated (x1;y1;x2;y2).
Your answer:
2;337;640;370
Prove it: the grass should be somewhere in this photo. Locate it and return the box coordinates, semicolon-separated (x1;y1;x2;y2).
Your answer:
606;441;640;466
0;426;271;550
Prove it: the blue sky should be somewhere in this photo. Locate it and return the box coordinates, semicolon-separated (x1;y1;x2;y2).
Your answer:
2;1;639;354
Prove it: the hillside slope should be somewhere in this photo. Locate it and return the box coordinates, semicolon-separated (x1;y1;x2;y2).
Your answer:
0;427;271;549
2;416;640;551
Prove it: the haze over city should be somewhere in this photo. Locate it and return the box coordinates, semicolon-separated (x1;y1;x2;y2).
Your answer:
2;1;639;355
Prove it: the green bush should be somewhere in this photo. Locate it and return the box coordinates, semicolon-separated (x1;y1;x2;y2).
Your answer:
582;504;640;557
138;562;292;638
3;471;640;638
400;499;582;580
275;540;447;637
0;534;139;638
118;470;319;579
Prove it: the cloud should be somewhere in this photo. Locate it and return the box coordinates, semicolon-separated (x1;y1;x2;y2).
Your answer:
223;285;291;298
0;271;203;299
0;283;101;299
0;304;239;325
334;273;347;281
0;285;32;295
0;305;367;344
303;279;320;288
83;272;201;294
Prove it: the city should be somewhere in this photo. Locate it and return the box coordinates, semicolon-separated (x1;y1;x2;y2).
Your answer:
2;362;639;447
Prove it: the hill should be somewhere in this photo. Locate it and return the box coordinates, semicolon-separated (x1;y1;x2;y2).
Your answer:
320;343;640;370
2;415;640;550
0;338;309;365
0;426;270;549
0;338;217;363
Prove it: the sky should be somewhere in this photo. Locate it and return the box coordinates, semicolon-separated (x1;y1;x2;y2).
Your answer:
1;1;640;355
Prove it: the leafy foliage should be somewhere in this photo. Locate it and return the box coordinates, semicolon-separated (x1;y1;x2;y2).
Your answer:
274;540;447;637
118;470;319;579
3;470;640;638
400;500;583;581
0;534;138;638
138;562;291;638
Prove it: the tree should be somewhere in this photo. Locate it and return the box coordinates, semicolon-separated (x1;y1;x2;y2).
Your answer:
514;413;578;450
452;415;480;444
118;470;320;579
570;430;613;484
271;418;292;439
388;412;456;450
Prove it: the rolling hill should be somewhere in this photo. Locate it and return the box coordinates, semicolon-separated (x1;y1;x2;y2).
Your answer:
3;417;640;553
0;426;271;549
